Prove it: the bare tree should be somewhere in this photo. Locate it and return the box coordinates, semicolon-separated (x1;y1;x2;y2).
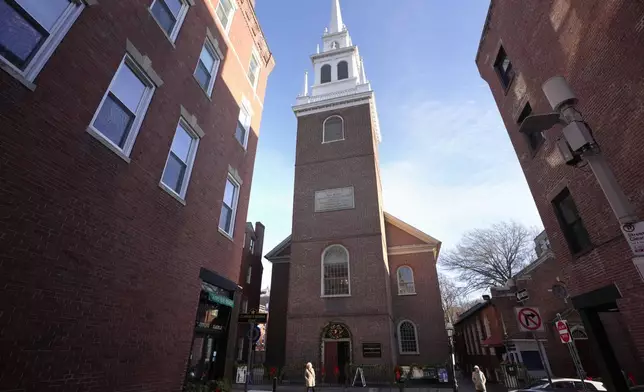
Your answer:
438;272;473;322
440;221;536;292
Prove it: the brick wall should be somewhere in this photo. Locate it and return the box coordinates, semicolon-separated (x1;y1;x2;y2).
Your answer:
0;1;273;391
476;0;644;378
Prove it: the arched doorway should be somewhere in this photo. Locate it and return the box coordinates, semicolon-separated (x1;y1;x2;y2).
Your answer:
320;323;352;384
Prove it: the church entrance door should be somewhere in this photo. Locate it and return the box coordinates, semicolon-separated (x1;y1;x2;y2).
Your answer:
321;323;352;384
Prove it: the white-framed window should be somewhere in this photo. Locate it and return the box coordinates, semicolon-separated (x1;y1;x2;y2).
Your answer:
215;0;235;33
235;100;252;148
397;266;416;295
194;39;221;97
249;238;255;254
398;320;419;354
88;55;156;158
0;0;84;83
219;174;240;237
149;0;189;42
247;49;260;90
160;119;200;200
323;115;344;143
321;245;350;297
246;266;252;284
570;325;588;340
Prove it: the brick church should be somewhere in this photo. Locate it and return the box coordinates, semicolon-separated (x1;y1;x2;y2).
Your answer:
265;0;448;382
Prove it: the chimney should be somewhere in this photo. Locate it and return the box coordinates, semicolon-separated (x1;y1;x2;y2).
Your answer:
255;222;265;257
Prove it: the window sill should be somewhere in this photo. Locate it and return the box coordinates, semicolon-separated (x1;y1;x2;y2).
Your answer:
0;61;37;91
86;126;131;163
194;74;213;101
159;182;187;205
321;294;351;298
322;138;345;144
399;352;420;356
571;245;594;260
398;292;417;296
218;227;234;242
148;9;178;48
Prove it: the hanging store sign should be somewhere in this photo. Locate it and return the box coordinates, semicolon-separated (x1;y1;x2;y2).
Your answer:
208;293;234;307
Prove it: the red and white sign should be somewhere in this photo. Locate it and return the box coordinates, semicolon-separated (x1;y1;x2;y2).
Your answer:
515;307;544;332
556;320;571;344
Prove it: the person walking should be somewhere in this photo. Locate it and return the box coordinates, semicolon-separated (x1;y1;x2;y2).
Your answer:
472;365;487;392
305;362;316;392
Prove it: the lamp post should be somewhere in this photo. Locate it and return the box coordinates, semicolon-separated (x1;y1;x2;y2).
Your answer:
446;322;458;392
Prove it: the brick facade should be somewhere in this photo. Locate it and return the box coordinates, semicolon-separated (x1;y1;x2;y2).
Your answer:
476;0;644;386
0;1;274;391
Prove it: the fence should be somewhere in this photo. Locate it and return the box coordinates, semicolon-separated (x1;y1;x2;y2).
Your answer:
500;363;538;390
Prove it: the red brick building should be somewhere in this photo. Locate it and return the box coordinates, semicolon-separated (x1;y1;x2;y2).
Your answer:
0;0;273;391
264;0;448;384
476;0;644;389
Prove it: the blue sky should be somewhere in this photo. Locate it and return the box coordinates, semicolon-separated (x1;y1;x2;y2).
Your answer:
249;0;543;288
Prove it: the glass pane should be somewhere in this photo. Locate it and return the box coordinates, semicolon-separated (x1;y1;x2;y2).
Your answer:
0;1;46;70
219;204;232;232
150;0;176;34
223;178;237;206
215;5;228;29
337;61;348;80
93;94;135;148
162;153;187;193
16;0;69;31
195;61;211;90
248;55;258;86
219;0;233;14
199;45;215;71
558;195;580;224
324;117;344;142
398;267;413;283
111;64;147;113
171;124;193;162
324;246;347;264
321;64;331;83
162;0;183;17
235;122;246;145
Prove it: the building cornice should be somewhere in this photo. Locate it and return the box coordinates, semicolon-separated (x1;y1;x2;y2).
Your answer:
387;244;437;256
311;46;356;61
293;90;373;117
236;0;274;67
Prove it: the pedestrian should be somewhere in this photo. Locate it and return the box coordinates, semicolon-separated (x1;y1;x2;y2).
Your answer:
305;362;316;392
472;365;486;392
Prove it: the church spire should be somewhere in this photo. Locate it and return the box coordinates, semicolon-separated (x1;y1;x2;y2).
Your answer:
329;0;344;34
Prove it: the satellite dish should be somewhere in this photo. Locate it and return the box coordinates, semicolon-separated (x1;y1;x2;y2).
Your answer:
552;283;569;299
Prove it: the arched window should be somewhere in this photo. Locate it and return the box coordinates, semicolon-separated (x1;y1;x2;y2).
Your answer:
398;320;419;354
321;245;350;296
337;61;349;80
397;266;415;295
570;325;588;340
321;64;332;83
323;115;344;143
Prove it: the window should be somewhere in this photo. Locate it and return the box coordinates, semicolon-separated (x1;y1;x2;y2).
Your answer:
520;351;544;370
219;175;240;237
321;245;350;296
247;50;260;90
570;326;588;340
321;64;331;84
150;0;189;42
215;0;235;32
89;56;155;156
398;320;419;354
246;266;252;284
0;0;83;82
494;45;514;89
237;337;244;360
323;115;344;143
194;40;221;96
397;266;415;295
161;120;200;199
249;238;255;254
552;188;592;254
337;61;348;80
517;102;544;151
236;102;251;148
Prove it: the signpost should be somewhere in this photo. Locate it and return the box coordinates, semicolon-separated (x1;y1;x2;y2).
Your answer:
556;320;571;344
555;314;587;392
516;289;529;302
239;309;268;392
515;307;544;332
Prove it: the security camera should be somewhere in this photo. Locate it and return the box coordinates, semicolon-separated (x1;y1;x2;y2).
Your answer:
542;76;578;111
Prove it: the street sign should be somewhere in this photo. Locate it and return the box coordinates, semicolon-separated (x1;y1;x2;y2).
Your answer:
516;289;529;302
556;320;572;344
247;325;261;343
622;221;644;257
239;310;268;323
515;307;544;332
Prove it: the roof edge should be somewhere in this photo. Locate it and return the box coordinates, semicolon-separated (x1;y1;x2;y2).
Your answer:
264;234;292;261
384;212;441;249
474;0;494;65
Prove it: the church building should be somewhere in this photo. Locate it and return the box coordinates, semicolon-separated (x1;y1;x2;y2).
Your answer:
265;0;448;382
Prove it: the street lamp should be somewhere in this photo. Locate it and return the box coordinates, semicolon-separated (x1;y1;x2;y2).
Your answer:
445;321;458;392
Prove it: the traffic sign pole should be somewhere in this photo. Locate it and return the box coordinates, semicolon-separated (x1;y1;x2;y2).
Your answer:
517;298;553;386
245;319;255;392
556;313;587;392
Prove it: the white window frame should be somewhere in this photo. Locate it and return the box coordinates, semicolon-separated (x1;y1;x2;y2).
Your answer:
215;0;236;34
194;38;221;97
569;325;588;340
398;320;420;355
247;48;261;91
246;266;252;284
159;117;201;202
396;266;416;295
249;238;255;254
0;0;85;85
235;97;253;149
320;244;351;298
218;173;240;238
87;54;156;161
322;115;345;143
149;0;190;43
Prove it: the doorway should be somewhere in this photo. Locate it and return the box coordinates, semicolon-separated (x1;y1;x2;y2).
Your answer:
324;341;351;384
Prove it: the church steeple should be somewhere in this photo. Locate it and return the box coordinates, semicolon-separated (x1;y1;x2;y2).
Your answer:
329;0;344;34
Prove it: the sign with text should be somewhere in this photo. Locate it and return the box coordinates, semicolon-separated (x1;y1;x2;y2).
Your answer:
515;307;544;332
556;320;571;344
362;343;382;358
314;186;355;212
516;289;529;302
622;221;644;257
238;312;268;323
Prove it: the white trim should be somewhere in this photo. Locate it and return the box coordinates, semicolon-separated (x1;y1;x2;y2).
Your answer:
396;266;416;295
236;98;252;149
215;0;236;35
87;54;156;160
320;244;351;297
397;320;420;355
248;47;261;92
218;172;241;238
0;0;85;84
158;182;187;205
569;325;588;340
322;115;345;143
293;91;373;117
149;0;190;44
194;37;222;98
159;117;202;201
388;244;437;256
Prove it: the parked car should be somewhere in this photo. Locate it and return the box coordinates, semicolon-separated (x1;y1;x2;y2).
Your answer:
510;378;607;392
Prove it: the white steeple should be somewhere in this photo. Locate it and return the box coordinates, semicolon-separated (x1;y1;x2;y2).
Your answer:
329;0;344;34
